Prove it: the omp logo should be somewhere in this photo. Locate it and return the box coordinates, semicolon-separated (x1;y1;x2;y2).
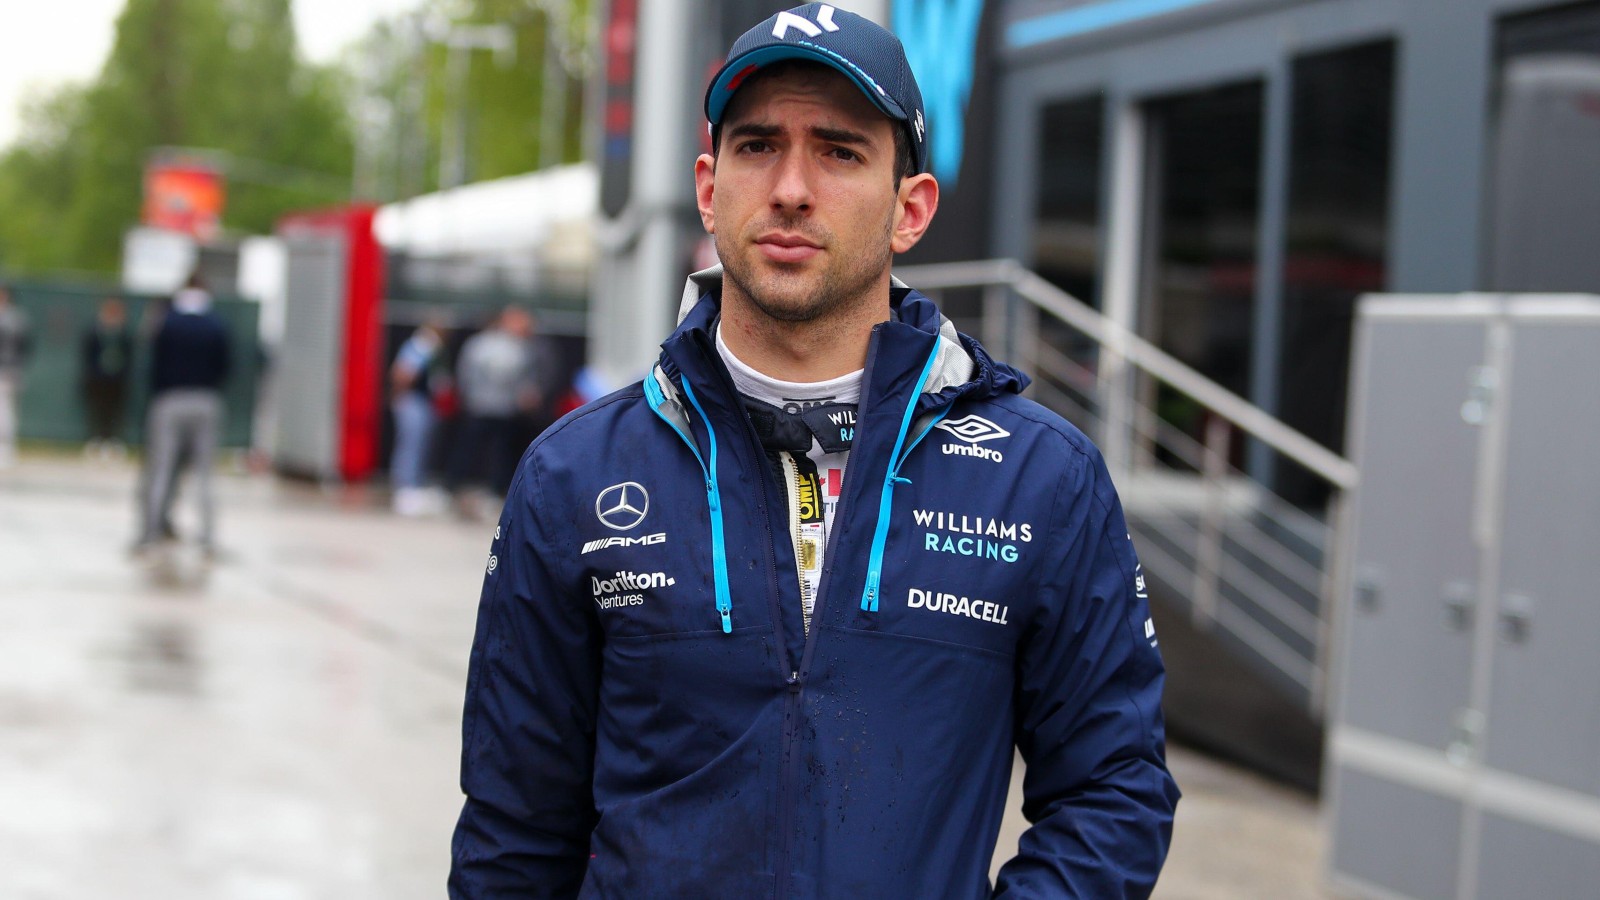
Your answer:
780;397;835;415
591;569;676;610
582;533;666;554
935;414;1010;463
796;474;821;521
772;4;838;40
596;482;649;531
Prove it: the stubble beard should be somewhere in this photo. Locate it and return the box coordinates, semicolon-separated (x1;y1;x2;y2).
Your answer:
718;211;893;326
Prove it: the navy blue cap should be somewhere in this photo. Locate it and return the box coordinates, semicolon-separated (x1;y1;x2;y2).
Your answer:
705;3;928;175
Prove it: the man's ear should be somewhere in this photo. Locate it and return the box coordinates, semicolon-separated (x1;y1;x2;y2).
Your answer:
891;173;939;254
694;153;717;234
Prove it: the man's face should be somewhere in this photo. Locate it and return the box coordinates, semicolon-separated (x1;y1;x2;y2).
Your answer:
696;66;903;325
502;308;533;338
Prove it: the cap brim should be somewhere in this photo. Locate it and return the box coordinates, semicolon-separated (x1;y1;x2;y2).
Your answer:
706;43;908;125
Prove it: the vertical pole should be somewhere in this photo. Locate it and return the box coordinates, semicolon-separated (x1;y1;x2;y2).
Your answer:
440;41;470;189
1014;290;1040;382
1192;414;1232;630
1455;302;1515;900
1248;59;1292;487
404;15;429;199
983;283;1011;367
588;0;697;387
539;7;566;170
1311;490;1346;715
1100;97;1145;477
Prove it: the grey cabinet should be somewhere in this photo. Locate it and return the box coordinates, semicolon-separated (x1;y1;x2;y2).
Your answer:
1328;295;1600;900
273;233;348;480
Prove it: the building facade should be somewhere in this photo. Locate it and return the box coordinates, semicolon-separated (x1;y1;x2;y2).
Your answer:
952;0;1600;493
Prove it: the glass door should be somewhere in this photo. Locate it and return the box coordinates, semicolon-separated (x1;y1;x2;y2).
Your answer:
1139;80;1265;467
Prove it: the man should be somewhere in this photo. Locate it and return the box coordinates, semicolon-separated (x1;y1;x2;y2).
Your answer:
0;284;31;468
389;314;449;516
81;295;135;457
447;306;542;514
451;5;1178;897
136;273;231;554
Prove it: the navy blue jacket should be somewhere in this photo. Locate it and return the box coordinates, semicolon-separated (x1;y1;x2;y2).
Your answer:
451;277;1178;898
151;308;231;395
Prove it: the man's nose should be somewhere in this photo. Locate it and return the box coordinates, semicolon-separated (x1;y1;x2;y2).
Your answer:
769;151;814;212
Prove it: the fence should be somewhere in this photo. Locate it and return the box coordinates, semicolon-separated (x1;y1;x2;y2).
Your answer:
6;279;261;448
898;259;1358;713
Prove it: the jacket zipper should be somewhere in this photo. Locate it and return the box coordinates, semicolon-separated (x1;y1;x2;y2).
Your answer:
650;372;736;631
688;337;799;895
772;327;896;899
685;325;933;897
780;452;814;637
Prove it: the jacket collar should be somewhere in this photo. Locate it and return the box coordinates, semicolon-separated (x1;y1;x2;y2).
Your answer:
661;265;1028;405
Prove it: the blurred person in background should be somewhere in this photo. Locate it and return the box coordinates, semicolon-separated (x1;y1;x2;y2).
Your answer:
449;5;1176;896
518;319;562;444
389;315;451;516
0;284;32;468
446;306;540;519
133;295;182;539
80;295;134;459
134;273;232;556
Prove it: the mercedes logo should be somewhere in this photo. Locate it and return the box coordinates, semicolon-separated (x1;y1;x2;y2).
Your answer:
596;482;649;531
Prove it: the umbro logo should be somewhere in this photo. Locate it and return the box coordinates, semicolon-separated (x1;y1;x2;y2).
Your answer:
596;482;649;531
936;415;1010;443
935;415;1010;463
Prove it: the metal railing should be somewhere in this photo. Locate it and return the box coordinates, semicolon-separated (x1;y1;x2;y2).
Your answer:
898;259;1357;714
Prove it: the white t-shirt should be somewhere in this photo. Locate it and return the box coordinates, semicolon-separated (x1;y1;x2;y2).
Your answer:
716;327;860;634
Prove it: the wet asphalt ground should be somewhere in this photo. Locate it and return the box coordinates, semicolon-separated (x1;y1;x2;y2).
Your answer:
0;453;1332;898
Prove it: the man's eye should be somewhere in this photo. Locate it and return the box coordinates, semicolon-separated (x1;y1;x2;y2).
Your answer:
739;141;772;154
830;148;860;162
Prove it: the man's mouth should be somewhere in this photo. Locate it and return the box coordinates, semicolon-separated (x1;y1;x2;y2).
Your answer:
755;232;823;264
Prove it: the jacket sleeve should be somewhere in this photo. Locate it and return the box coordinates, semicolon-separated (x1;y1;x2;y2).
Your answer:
450;455;601;898
993;447;1180;899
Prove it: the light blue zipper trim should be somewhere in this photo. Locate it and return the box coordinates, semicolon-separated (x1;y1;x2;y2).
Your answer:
904;408;954;464
860;341;947;613
645;372;734;633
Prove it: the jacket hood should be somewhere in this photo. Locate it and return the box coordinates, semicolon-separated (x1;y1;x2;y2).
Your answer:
665;265;1029;402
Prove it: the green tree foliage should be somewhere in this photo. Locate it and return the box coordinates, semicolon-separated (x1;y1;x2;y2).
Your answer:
349;0;592;201
0;0;353;276
449;0;591;181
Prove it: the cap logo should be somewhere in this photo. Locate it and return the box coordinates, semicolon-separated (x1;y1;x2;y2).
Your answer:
726;63;761;92
772;5;839;40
